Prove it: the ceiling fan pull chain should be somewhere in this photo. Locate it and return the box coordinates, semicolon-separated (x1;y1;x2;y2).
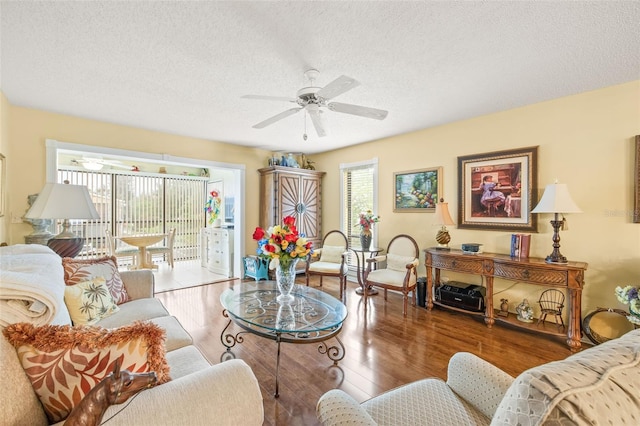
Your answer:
303;113;308;141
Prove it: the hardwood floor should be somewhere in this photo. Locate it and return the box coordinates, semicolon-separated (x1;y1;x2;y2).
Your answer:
155;276;574;426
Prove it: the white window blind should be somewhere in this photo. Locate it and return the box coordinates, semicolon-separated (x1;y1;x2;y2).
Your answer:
340;159;378;268
58;169;205;261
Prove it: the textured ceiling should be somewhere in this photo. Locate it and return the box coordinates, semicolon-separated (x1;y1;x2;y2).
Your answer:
1;1;639;154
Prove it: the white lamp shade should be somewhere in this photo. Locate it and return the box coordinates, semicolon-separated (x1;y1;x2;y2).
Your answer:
25;183;100;220
531;183;582;214
433;201;455;226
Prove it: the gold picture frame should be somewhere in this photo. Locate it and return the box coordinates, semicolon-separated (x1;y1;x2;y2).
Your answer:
458;146;538;231
393;167;442;212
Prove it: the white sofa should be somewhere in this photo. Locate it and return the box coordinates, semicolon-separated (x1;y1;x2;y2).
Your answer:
317;329;640;425
0;244;264;425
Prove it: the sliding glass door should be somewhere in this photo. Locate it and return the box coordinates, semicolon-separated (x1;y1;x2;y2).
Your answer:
58;168;206;261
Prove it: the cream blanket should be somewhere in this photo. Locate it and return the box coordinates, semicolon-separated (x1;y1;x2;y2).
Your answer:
0;244;70;327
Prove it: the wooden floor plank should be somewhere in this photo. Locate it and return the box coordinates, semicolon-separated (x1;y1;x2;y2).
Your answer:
156;276;575;426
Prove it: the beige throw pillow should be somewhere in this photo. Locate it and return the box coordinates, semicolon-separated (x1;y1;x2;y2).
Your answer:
386;253;416;272
64;277;120;325
319;246;345;264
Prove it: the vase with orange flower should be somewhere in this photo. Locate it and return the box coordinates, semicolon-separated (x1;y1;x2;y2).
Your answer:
253;216;313;302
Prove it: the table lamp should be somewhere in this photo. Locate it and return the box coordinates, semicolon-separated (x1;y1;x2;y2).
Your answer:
531;182;582;264
433;198;455;250
25;181;100;258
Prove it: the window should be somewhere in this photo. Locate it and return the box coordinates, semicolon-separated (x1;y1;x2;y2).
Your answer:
341;158;378;265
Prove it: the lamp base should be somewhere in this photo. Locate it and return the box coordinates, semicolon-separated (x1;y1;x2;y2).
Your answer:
47;237;85;258
545;216;569;264
435;228;451;250
545;254;568;264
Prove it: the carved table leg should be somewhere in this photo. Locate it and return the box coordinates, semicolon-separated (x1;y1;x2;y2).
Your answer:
484;276;495;328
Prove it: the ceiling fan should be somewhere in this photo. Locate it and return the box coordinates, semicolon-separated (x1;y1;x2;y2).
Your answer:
72;157;133;171
242;69;388;138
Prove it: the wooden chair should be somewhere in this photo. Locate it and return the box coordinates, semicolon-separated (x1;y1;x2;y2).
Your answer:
105;229;139;267
147;228;176;268
364;234;419;316
305;230;349;301
537;289;565;329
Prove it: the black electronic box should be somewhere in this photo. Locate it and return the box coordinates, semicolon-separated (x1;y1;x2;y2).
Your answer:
435;281;486;312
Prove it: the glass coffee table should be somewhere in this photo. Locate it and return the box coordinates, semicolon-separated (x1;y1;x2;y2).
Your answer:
220;281;347;397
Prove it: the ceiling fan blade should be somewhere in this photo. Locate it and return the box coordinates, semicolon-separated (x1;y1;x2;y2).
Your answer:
242;95;297;103
316;75;359;100
252;108;303;129
307;105;327;137
328;102;388;120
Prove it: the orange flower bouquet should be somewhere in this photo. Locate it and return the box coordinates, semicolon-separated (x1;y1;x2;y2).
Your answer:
252;215;313;270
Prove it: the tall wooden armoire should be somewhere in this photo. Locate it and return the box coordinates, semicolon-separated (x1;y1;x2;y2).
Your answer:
258;166;325;250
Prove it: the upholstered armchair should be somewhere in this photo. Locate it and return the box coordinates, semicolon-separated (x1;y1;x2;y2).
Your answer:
318;330;640;425
306;230;349;301
363;234;419;316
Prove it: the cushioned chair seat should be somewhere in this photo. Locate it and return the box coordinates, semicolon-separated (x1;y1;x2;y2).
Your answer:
164;345;213;379
308;261;345;274
96;298;169;328
365;269;414;288
148;315;194;352
362;379;490;426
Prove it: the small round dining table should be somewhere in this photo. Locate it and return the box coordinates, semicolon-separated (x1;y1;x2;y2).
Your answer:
118;234;167;269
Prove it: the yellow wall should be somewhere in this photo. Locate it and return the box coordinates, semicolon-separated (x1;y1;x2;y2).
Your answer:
3;81;640;319
0;92;10;244
5;104;271;253
313;81;640;317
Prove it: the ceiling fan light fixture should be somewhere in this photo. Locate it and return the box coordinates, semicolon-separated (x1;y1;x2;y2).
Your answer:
243;69;388;137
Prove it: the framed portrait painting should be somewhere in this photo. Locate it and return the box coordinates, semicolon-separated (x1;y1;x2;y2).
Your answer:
393;167;442;212
458;146;538;231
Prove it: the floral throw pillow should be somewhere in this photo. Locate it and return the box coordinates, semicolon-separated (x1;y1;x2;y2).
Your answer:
64;277;120;325
2;321;170;424
62;256;129;304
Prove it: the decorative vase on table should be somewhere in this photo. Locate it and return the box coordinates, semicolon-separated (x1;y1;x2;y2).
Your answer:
356;210;379;251
275;259;299;303
359;229;372;251
614;285;640;326
252;215;312;303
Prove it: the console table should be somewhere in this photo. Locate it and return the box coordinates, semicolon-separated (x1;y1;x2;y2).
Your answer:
424;248;588;351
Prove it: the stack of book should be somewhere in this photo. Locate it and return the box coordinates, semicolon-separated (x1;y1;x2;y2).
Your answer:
510;234;531;259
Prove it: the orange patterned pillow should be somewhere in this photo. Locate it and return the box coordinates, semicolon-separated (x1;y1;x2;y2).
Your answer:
62;256;129;304
3;321;170;423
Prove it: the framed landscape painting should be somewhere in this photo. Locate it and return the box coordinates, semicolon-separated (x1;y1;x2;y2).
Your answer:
458;146;538;231
393;167;442;212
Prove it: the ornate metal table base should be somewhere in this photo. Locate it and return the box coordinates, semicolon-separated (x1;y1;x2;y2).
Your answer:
220;310;345;397
351;247;383;296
